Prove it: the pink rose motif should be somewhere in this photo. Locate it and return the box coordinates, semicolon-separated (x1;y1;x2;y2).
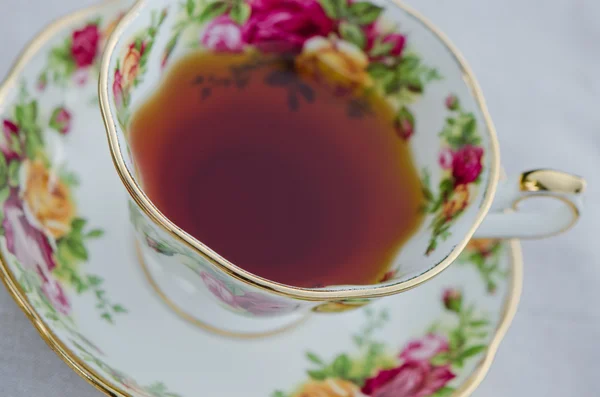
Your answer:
200;271;239;308
1;120;24;162
452;145;484;185
37;266;71;315
49;107;72;134
234;292;297;316
242;0;334;53
201;16;244;52
400;334;449;362
2;189;57;273
71;24;100;68
438;148;453;170
113;69;124;107
362;361;455;397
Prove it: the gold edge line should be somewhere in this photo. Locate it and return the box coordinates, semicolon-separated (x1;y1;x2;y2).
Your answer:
135;242;311;339
99;0;501;301
449;239;523;397
0;2;135;396
0;253;128;397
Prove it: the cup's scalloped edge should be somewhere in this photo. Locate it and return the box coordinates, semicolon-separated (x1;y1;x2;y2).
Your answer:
0;2;516;397
98;0;502;301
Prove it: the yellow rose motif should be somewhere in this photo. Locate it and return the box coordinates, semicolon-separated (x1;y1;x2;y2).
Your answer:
121;45;142;90
295;379;362;397
296;36;373;94
23;160;75;239
442;184;469;220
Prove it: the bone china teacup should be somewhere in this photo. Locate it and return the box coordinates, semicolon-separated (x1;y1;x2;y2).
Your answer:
99;0;586;336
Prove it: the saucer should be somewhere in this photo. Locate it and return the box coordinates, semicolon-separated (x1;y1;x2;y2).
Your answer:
0;1;522;397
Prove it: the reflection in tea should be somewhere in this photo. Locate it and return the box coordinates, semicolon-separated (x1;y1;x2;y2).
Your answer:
129;52;424;288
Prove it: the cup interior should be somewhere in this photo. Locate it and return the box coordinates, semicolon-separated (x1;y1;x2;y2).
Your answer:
100;0;499;292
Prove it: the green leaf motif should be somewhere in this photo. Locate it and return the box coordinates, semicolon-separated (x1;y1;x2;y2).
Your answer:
349;2;383;25
458;344;486;360
339;21;366;49
306;352;324;365
197;2;229;25
87;275;103;287
8;161;20;187
112;304;127;313
430;386;455;397
317;0;338;18
369;40;395;58
307;369;327;380
85;229;105;238
367;63;392;79
332;354;351;378
0;155;8;188
101;312;114;324
71;217;87;232
65;237;89;261
186;0;195;16
430;352;450;366
230;2;251;24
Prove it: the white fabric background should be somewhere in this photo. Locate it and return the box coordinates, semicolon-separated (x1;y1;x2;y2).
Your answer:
0;0;599;396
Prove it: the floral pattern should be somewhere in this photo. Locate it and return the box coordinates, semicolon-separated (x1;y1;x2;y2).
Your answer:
153;0;439;129
37;18;101;87
272;289;490;397
0;84;125;323
459;239;506;294
421;95;485;255
113;9;168;129
0;7;185;394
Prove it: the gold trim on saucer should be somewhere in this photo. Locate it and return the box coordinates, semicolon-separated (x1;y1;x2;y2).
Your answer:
0;2;519;397
135;243;310;339
98;0;502;301
0;5;132;397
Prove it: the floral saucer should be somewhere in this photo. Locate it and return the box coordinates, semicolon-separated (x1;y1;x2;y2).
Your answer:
0;1;521;397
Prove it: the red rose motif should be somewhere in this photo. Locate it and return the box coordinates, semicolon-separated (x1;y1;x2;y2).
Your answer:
201;16;244;52
399;334;449;363
1;120;24;162
362;361;455;397
452;145;483;185
242;0;334;53
71;24;100;68
365;22;406;59
49;107;72;134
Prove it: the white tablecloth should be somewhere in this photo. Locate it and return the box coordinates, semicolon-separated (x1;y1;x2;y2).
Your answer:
0;0;598;395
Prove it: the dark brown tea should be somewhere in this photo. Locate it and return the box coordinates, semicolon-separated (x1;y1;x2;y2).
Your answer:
129;52;424;288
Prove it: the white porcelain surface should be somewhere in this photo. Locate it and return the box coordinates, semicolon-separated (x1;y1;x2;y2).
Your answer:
0;1;598;397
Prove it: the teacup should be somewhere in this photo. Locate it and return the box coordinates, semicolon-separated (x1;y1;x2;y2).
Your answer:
99;0;585;335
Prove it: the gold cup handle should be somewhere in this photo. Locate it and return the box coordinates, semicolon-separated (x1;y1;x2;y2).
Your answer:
474;169;586;239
